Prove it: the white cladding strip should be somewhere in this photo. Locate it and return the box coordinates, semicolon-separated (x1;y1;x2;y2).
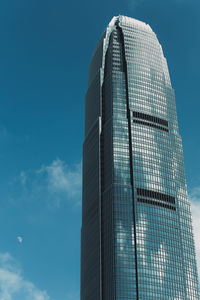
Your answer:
100;16;117;86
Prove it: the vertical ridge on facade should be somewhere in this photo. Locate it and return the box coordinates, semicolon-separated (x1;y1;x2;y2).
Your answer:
116;22;139;299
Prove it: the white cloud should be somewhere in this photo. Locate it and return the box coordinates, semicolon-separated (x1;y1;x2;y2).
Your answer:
19;158;82;207
189;187;200;280
38;158;82;199
0;252;50;300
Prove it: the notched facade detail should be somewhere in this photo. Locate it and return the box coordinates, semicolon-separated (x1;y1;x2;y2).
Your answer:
81;15;199;300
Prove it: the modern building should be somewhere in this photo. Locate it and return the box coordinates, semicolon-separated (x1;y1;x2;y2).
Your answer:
81;15;199;299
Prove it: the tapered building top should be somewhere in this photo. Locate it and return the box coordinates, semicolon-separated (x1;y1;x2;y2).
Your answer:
81;15;199;300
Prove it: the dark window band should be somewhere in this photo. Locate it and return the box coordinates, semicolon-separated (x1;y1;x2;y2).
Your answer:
137;197;176;211
133;111;168;127
137;188;175;204
133;119;169;132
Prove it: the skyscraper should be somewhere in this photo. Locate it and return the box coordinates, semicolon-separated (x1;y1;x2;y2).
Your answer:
81;15;199;299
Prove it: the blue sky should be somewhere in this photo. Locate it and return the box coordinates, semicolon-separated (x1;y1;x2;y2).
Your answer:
0;0;199;299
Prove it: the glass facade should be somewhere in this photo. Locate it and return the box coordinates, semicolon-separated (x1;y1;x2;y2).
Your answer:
81;16;199;300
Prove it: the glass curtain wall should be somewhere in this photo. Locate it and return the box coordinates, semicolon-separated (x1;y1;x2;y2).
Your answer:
81;15;199;300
